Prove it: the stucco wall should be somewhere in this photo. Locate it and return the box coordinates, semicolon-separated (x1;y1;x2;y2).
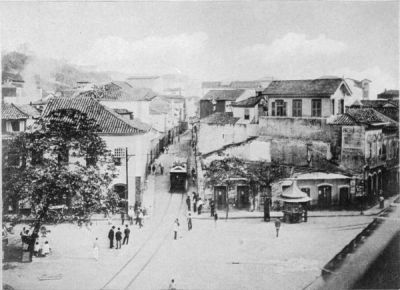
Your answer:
100;100;151;123
259;116;332;142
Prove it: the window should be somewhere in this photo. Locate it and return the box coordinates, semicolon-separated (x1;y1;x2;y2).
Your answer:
292;100;302;117
271;102;275;116
244;109;250;120
311;99;322;117
114;148;125;166
10;120;20;132
339;99;344;114
276;100;286;116
331;99;335;115
301;188;311;197
114;157;122;166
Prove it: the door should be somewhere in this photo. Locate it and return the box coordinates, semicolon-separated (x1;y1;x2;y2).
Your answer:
318;185;332;208
339;187;350;207
236;186;250;209
214;186;227;210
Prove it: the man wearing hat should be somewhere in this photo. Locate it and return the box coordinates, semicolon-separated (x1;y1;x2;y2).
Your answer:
108;226;115;248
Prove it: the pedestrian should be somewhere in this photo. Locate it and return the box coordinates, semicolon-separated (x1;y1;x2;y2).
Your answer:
42;241;50;256
275;218;281;238
264;198;270;222
197;198;203;215
108;226;115;249
191;168;196;178
115;228;122;249
128;207;135;225
379;195;385;209
152;164;156;175
210;200;215;217
138;210;144;228
123;225;130;245
33;241;40;257
121;211;125;225
187;212;192;231
160;164;164;175
173;218;180;240
186;195;191;211
214;211;218;228
249;195;254;212
168;279;176;290
93;237;99;261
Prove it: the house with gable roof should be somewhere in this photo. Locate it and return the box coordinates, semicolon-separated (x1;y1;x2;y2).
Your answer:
329;107;399;199
42;96;153;206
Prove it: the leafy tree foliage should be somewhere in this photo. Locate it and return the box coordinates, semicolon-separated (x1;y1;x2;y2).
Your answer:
2;109;118;234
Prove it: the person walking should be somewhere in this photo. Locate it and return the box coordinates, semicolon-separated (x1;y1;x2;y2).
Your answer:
115;228;122;249
186;195;191;211
187;212;192;231
214;211;218;228
160;164;164;175
197;198;203;215
168;279;176;290
128;207;135;225
93;237;99;261
173;219;180;240
274;218;281;238
152;164;156;175
138;210;144;228
264;198;271;222
121;211;125;225
210;200;215;217
108;226;115;249
122;225;130;245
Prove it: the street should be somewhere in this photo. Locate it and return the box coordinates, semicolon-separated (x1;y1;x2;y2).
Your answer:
2;133;375;290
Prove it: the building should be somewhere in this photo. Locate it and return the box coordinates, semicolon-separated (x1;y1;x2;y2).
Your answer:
1;103;41;136
377;89;399;100
42;96;153;207
231;94;268;124
200;89;254;119
84;81;158;124
263;78;352;118
329;108;399;199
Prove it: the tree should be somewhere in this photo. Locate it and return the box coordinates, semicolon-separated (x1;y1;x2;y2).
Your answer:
2;109;118;238
204;158;287;219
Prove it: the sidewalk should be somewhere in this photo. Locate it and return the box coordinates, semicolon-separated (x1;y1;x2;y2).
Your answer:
191;194;400;220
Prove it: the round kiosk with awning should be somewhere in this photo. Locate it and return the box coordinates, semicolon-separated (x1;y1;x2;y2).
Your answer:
277;182;312;223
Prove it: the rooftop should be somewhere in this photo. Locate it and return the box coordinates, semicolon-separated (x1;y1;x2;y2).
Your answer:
42;97;151;135
231;96;263;107
15;104;41;118
329;108;387;126
202;89;246;101
200;112;240;125
263;78;350;97
2;103;29;120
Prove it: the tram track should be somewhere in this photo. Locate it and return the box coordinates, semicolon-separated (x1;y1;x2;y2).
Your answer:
124;194;185;290
100;193;175;290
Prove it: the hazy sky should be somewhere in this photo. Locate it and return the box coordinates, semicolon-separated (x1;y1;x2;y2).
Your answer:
1;1;398;96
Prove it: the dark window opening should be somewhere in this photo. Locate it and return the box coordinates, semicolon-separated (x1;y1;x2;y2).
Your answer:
10;120;20;132
312;99;322;117
331;99;335;115
276;100;286;116
244;109;250;120
271;102;275;116
292;99;302;117
114;157;122;166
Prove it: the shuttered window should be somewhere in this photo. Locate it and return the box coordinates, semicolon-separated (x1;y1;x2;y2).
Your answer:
271;102;275;116
292;100;302;117
311;99;322;117
276;100;286;116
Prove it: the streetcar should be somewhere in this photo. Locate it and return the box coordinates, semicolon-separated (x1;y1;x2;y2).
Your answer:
169;158;189;192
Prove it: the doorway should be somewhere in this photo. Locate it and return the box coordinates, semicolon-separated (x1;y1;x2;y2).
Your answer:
339;187;350;207
214;186;227;210
318;185;332;208
236;185;250;209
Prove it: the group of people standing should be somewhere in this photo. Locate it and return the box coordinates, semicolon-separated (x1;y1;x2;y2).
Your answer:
150;162;164;175
186;192;204;215
108;224;131;249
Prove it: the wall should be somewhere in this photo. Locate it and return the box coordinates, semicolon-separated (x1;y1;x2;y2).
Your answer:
100;100;151;123
200;100;214;119
150;113;167;132
198;122;248;154
259;116;332;142
341;126;366;170
232;106;258;122
101;133;151;206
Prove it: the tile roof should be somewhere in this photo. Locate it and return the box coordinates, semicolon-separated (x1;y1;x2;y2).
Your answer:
330;108;386;125
231;96;262;107
2;72;24;83
202;82;222;89
15;104;41;118
200;112;240;125
378;89;399;98
2;103;28;120
202;89;246;101
373;107;399;122
229;81;263;89
42;97;150;135
263;78;348;96
359;100;390;108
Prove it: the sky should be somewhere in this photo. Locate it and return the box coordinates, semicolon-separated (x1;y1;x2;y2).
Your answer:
0;1;398;97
